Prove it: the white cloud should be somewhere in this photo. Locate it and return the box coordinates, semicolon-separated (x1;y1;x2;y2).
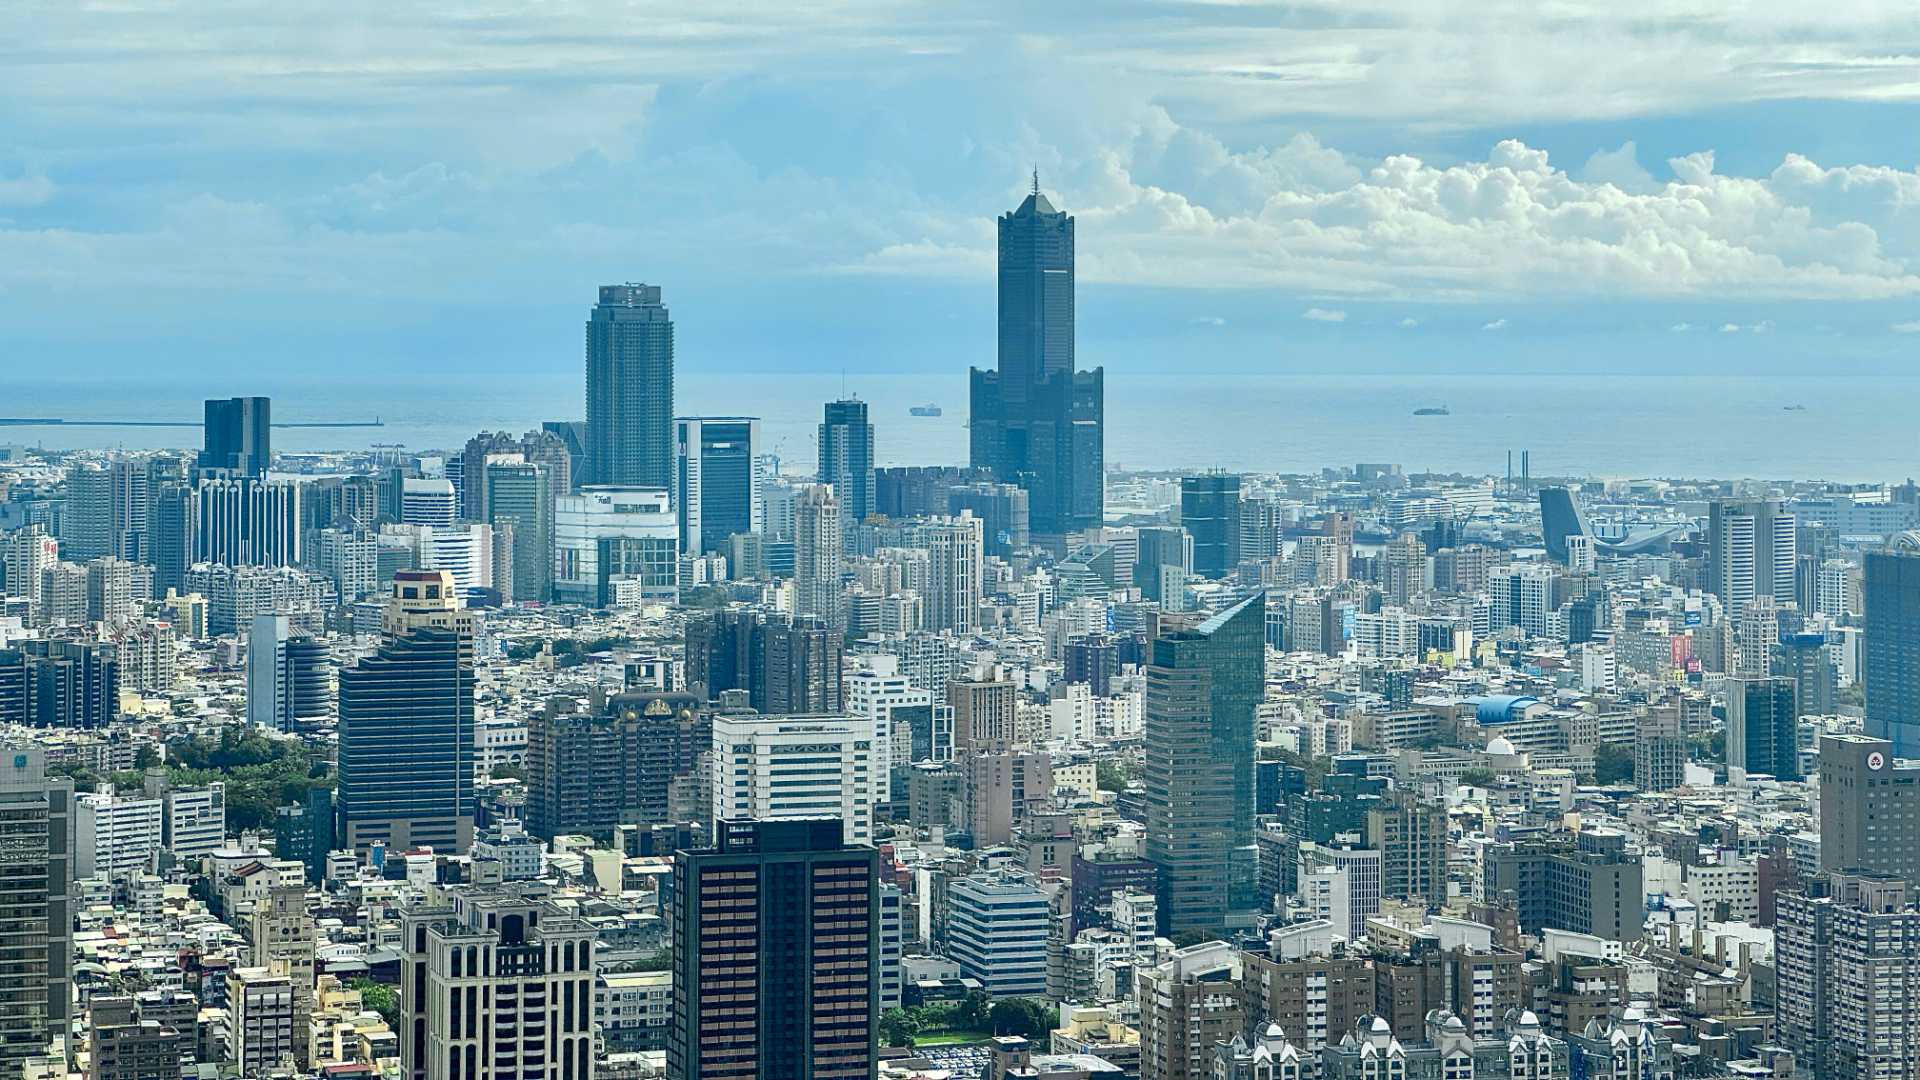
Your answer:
1670;323;1692;332
1751;320;1775;333
1893;321;1920;333
1400;317;1419;328
1482;318;1508;331
1302;307;1347;322
1721;323;1742;332
0;173;54;207
1580;141;1657;194
1191;315;1227;326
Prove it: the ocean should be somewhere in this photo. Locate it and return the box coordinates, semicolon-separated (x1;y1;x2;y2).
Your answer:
6;371;1918;483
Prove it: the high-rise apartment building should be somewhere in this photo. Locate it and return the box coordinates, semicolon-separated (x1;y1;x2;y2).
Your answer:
669;818;878;1080
1181;473;1242;579
0;747;72;1078
484;459;553;602
1865;535;1920;754
1707;499;1795;616
201;396;271;478
337;570;475;851
397;886;599;1080
1777;870;1920;1080
819;400;875;538
675;417;764;555
586;283;674;489
1137;942;1246;1080
193;476;301;567
793;484;844;628
918;513;984;633
1145;593;1265;934
525;689;707;839
1726;675;1800;780
969;184;1104;549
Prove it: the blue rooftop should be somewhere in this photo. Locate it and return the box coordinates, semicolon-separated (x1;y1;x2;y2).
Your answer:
1474;695;1539;726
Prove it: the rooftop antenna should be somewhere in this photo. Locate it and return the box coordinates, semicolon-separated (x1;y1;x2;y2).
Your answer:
1031;166;1040;196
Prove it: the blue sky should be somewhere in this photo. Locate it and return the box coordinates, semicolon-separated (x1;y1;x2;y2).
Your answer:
10;1;1920;382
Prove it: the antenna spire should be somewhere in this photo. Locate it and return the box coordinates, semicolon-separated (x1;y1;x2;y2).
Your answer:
1031;166;1040;197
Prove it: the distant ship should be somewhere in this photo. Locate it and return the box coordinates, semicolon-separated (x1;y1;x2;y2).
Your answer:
909;404;942;417
1783;404;1807;411
1413;405;1451;416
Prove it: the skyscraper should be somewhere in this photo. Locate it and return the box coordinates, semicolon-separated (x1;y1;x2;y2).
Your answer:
969;181;1104;549
669;818;879;1080
1726;675;1801;780
1865;534;1920;754
0;746;72;1078
201;396;271;478
485;459;553;602
1144;592;1265;934
1819;733;1920;887
245;614;332;733
586;283;675;489
818;399;875;538
336;570;475;851
1707;498;1795;616
1180;472;1242;579
793;484;844;629
192;476;302;567
676;417;764;554
1537;486;1592;565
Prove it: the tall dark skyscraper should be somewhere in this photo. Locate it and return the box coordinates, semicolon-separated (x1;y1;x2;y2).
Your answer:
586;284;675;490
1144;591;1265;935
1866;535;1920;755
336;570;475;852
1537;486;1592;564
969;181;1103;549
677;417;763;554
818;399;874;536
1181;472;1242;579
200;396;270;477
669;817;878;1080
1727;675;1801;781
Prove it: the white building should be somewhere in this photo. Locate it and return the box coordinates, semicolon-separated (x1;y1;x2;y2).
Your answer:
709;713;876;845
553;486;678;607
946;872;1050;996
919;513;984;634
400;478;457;527
77;792;164;878
164;784;227;864
879;882;904;1012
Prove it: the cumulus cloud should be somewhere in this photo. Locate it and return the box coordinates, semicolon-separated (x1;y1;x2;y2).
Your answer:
0;173;54;207
1671;323;1693;332
1191;315;1227;326
1482;318;1508;330
1580;142;1657;194
1400;317;1420;328
1893;321;1920;333
1302;307;1347;322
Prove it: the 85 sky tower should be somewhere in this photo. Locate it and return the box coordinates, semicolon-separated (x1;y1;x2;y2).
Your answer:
969;177;1104;550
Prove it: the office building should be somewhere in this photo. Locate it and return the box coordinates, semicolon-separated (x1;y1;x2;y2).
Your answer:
762;617;845;715
946;871;1051;996
337;570;474;852
229;967;296;1076
162;781;226;864
400;478;458;527
193;476;302;567
1865;535;1920;754
669;818;878;1080
1726;675;1800;780
484;459;554;602
1181;473;1242;579
1135;525;1192;604
246;614;333;732
183;562;331;636
459;429;572;522
525;688;707;839
1136;942;1245;1080
76;789;162;879
676;417;764;555
84;557;147;624
1819;733;1920;888
397;886;598;1080
1707;499;1795;616
597;969;672;1054
709;713;876;845
969;183;1104;548
947;481;1030;556
586;283;675;489
553;486;678;607
819;399;875;536
0;748;72;1078
949;673;1018;752
201;396;271;477
1778;630;1837;718
1144;593;1265;934
793;484;844;628
1777;870;1920;1080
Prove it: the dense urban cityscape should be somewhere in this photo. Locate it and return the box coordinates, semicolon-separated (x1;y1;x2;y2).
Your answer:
3;177;1920;1080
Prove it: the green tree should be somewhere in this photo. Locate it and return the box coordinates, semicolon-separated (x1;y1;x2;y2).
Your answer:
1592;742;1635;785
350;978;401;1029
1095;759;1132;793
1459;767;1496;788
879;1007;922;1048
1170;928;1223;949
989;997;1056;1038
952;989;992;1032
